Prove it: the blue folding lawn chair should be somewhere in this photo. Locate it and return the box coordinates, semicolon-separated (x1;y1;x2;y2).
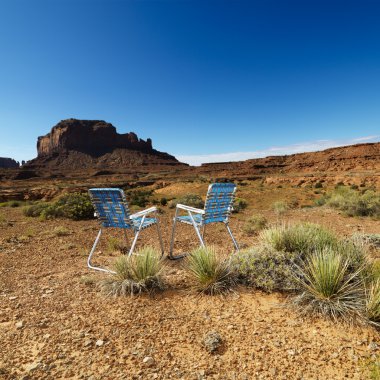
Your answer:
169;183;239;259
88;188;164;273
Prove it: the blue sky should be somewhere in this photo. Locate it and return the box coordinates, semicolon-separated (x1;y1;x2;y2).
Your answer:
0;0;379;165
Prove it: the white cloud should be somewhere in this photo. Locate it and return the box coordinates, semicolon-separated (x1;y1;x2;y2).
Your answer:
177;135;380;166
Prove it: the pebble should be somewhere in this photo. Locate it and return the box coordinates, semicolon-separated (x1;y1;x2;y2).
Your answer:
9;296;18;300
143;356;155;367
15;321;24;329
95;339;104;347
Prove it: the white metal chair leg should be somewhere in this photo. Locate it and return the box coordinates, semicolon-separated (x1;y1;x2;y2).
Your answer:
225;223;239;251
128;230;140;257
188;211;205;247
87;228;116;274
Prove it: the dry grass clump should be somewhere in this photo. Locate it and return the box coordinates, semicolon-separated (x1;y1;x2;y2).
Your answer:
366;279;380;325
272;200;289;217
243;214;267;236
185;247;236;295
260;223;338;256
52;226;71;237
292;248;366;322
99;247;165;296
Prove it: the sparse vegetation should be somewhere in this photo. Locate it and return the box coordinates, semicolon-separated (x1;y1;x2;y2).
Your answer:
272;200;289;217
243;214;267;236
317;186;380;219
185;247;236;295
232;246;298;292
99;247;164;296
168;193;204;209
292;248;366;322
127;189;153;208
52;226;71;236
260;223;338;256
23;193;94;220
232;198;247;213
366;279;380;325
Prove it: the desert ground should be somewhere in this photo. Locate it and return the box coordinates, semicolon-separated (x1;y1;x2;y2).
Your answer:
0;181;379;380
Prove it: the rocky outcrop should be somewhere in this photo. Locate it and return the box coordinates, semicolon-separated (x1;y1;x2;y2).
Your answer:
0;157;19;169
37;119;156;157
22;119;187;175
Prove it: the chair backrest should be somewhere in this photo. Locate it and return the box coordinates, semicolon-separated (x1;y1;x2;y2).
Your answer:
89;188;132;228
203;183;237;224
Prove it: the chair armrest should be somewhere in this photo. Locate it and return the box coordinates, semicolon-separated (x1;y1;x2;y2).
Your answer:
176;204;205;214
130;206;157;219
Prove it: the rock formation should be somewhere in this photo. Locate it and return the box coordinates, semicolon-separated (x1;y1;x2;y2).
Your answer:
23;119;186;174
0;157;19;169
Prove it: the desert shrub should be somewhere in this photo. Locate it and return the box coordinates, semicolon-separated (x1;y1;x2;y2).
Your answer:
367;359;380;380
54;193;94;220
260;223;338;257
232;246;299;292
292;248;366;322
317;186;380;219
52;226;71;236
99;247;164;296
23;202;50;217
185;247;236;295
127;190;153;208
314;181;323;189
272;201;288;217
160;197;168;206
232;198;247;213
107;237;127;253
366;279;380;325
243;214;268;236
168;193;204;209
354;234;380;249
23;193;94;220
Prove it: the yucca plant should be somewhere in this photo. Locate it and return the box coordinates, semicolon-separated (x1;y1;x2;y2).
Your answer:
366;279;380;325
185;247;236;295
99;247;165;296
260;223;338;257
293;248;366;322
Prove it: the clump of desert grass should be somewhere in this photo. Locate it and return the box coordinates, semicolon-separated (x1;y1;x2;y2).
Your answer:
260;222;338;257
99;247;165;296
366;278;380;325
243;214;267;236
185;247;236;295
292;248;366;323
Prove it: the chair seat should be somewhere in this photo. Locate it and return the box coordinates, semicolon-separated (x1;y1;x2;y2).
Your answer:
132;217;157;230
176;214;203;225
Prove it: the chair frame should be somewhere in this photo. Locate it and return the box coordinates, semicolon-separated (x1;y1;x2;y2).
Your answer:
169;183;239;259
88;188;164;273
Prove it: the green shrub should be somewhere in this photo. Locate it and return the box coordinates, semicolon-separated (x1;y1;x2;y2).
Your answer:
232;198;247;213
23;193;94;220
127;190;153;208
243;214;268;236
272;201;288;217
292;248;366;322
185;247;236;295
52;226;71;236
232;246;299;292
99;247;164;296
160;197;168;206
168;193;204;209
317;186;380;219
260;223;338;256
55;193;94;220
23;202;50;217
314;182;323;189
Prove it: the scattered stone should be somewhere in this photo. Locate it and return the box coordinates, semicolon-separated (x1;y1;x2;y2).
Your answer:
95;339;104;347
142;356;155;367
9;296;17;300
287;349;296;356
15;321;24;329
203;331;222;353
84;339;93;347
368;342;379;351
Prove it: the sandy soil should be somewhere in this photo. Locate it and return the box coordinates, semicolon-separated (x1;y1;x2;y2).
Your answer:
0;206;380;380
